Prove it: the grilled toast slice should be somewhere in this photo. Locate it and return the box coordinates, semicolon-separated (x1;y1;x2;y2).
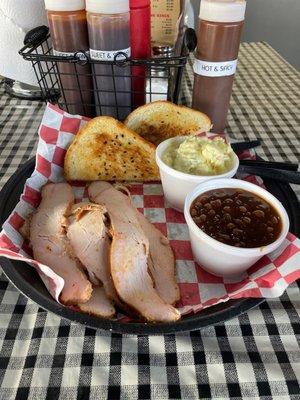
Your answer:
64;116;159;181
124;101;212;146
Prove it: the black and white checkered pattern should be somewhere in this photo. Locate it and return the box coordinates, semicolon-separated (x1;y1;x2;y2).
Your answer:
0;42;300;400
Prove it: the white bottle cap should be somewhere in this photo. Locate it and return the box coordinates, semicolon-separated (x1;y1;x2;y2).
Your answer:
86;0;129;14
200;0;246;23
44;0;85;11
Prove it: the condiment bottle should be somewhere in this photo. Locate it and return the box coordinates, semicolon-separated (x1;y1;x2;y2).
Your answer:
86;0;131;120
45;0;94;117
130;0;151;108
192;0;246;132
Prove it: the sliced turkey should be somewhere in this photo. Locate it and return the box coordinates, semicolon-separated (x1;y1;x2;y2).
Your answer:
89;182;180;322
77;286;115;318
30;183;92;305
113;185;180;305
135;212;180;305
19;214;32;242
67;202;118;302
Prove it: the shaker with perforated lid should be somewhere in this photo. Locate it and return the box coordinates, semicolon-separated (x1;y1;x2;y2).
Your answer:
192;0;247;133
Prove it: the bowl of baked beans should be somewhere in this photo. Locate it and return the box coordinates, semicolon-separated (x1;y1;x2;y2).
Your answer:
184;178;290;277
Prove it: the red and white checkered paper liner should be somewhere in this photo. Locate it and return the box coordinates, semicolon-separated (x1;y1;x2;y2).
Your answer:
0;103;300;317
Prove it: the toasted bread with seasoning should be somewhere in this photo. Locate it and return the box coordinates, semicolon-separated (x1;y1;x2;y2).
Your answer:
124;101;212;146
64;116;159;181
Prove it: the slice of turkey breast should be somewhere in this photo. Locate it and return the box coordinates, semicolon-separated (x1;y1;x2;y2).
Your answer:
112;185;180;305
67;202;118;303
77;286;115;318
135;212;180;305
19;214;32;242
88;182;180;323
30;183;92;305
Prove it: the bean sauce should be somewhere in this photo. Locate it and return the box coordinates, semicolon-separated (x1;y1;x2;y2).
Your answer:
190;189;282;248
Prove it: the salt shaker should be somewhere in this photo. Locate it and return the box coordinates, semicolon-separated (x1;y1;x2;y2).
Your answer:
146;45;173;102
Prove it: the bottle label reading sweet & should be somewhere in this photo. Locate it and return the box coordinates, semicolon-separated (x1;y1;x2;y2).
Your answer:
90;48;131;61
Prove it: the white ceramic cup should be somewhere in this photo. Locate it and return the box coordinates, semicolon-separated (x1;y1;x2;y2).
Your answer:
184;178;290;277
156;136;239;212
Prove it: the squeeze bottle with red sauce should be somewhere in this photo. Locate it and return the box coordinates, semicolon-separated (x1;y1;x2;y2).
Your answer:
130;0;151;107
192;0;246;132
45;0;94;117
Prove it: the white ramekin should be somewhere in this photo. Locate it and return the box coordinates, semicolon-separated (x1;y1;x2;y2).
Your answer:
156;136;239;212
184;178;290;277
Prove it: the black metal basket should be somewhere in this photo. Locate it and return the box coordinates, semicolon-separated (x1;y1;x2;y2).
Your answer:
19;26;197;119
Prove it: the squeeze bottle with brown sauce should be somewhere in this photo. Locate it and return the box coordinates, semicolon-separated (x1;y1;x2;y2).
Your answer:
192;0;246;132
86;0;131;120
45;0;94;117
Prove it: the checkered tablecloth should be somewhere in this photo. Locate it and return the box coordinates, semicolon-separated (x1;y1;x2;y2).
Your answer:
0;42;299;400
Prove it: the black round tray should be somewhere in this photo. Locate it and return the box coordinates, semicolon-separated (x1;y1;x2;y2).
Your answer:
0;158;299;334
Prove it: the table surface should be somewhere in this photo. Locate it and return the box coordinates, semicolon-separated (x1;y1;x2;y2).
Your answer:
0;42;299;400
